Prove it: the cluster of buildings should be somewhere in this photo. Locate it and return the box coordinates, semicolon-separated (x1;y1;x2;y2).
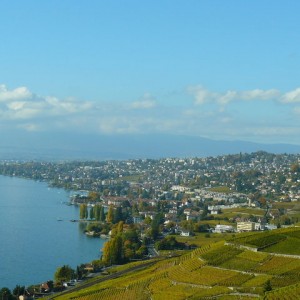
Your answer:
1;152;300;234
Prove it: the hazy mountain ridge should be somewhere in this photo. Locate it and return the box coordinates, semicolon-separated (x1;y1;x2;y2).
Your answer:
2;133;300;161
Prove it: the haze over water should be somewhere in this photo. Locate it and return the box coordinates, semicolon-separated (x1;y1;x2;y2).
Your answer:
0;175;104;289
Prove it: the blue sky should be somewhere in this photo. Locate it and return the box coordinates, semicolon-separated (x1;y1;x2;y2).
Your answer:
1;0;300;145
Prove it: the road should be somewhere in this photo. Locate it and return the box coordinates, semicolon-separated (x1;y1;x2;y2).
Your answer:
49;259;161;299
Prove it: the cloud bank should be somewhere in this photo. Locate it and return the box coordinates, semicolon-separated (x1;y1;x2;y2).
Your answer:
188;85;281;105
1;84;300;145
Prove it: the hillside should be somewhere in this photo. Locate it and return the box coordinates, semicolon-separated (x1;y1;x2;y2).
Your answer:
50;226;300;300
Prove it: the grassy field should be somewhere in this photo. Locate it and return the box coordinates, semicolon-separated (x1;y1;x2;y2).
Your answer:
209;186;232;193
116;174;143;182
272;201;300;210
221;207;265;219
50;227;300;300
175;232;231;247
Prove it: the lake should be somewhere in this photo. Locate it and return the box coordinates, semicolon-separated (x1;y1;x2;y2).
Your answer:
0;175;105;289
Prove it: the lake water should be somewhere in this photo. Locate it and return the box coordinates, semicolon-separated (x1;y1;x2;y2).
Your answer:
0;175;105;289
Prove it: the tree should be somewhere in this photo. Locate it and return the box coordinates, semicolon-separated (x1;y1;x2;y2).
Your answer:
100;206;105;222
114;207;123;223
263;280;272;292
155;236;185;251
13;285;25;297
0;288;13;300
106;205;114;223
291;163;300;173
79;204;88;219
117;221;124;234
54;265;75;283
102;240;113;265
89;206;95;220
144;216;152;225
76;264;87;280
111;234;123;264
94;205;100;221
88;191;100;202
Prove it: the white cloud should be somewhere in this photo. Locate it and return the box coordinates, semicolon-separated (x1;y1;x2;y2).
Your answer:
187;85;216;105
0;85;94;122
188;85;279;106
239;89;279;101
281;88;300;103
130;93;156;109
18;123;40;131
2;83;300;145
6;101;26;110
0;84;32;102
97;117;145;134
45;96;93;115
131;100;156;109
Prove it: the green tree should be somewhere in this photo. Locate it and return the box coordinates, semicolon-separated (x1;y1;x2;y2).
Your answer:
117;221;124;234
110;234;123;264
102;240;113;265
94;205;101;221
106;205;114;223
100;206;105;222
79;204;88;219
76;264;87;280
114;206;123;223
144;216;152;225
54;265;75;283
291;163;300;173
0;288;13;300
88;191;100;202
13;285;25;297
263;280;272;292
89;206;95;220
131;203;139;216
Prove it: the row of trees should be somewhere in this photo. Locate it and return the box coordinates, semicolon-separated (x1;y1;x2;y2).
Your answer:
79;204;125;224
79;204;106;221
0;287;19;300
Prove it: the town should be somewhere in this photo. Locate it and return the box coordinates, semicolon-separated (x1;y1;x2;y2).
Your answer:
2;151;300;298
1;151;299;236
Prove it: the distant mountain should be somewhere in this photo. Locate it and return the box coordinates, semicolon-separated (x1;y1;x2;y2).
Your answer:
1;132;300;161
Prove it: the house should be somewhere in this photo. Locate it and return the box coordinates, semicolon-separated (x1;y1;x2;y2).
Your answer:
84;263;95;272
139;211;157;220
106;196;129;207
183;208;192;216
254;222;265;231
237;222;255;232
214;224;234;233
19;296;32;300
186;211;200;221
265;224;277;230
133;216;142;223
180;230;191;236
40;281;53;293
164;213;177;222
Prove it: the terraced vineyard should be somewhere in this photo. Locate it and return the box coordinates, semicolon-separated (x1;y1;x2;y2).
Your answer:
264;282;300;300
52;227;300;300
228;226;300;254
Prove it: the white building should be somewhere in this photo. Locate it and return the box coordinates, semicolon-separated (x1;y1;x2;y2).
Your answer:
214;224;234;233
